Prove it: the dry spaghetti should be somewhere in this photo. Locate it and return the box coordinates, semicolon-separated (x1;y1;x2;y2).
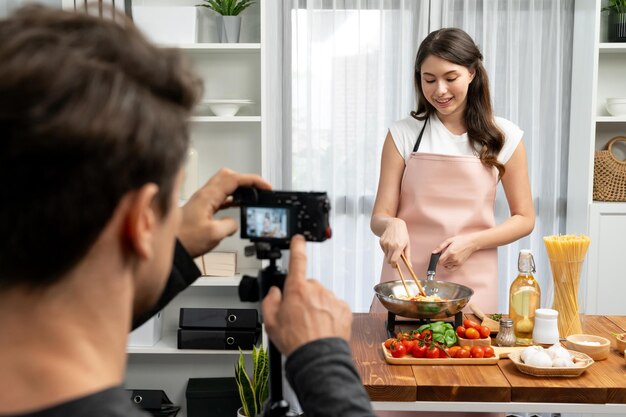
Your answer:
543;234;590;337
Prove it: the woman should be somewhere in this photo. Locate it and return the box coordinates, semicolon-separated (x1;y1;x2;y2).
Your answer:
371;28;534;314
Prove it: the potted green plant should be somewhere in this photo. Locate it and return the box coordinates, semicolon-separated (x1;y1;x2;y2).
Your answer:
234;345;269;417
603;0;626;42
196;0;255;43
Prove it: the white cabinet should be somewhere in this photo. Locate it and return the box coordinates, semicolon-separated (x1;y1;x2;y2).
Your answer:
124;2;269;416
567;0;626;314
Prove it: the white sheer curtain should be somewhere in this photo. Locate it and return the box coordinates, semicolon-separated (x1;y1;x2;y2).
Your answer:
285;0;574;312
287;0;429;312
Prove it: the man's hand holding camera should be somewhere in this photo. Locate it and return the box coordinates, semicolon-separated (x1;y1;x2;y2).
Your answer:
178;168;271;257
262;235;352;356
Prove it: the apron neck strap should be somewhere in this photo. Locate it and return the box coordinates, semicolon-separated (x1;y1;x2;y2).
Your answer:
412;118;429;152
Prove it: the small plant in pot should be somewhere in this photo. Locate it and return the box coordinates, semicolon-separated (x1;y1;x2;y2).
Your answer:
603;0;626;42
235;345;269;417
196;0;255;43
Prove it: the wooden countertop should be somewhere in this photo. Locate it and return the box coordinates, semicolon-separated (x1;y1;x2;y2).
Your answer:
349;313;626;405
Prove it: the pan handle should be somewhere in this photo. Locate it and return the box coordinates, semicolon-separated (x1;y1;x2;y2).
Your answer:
426;252;441;280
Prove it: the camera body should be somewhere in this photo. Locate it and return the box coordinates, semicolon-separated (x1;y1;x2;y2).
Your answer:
233;187;331;249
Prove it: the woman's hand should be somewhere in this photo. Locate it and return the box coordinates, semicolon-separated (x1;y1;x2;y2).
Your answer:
379;218;411;266
433;234;479;272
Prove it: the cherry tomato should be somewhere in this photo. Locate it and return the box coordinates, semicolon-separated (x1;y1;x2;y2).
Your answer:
426;346;440;359
390;341;407;358
448;346;461;358
438;346;450;358
478;326;491;339
384;338;396;350
396;331;410;341
456;326;466;338
483;346;495;358
463;319;481;330
464;327;480;339
402;339;416;351
455;348;470;358
421;329;433;341
411;343;428;358
470;346;484;358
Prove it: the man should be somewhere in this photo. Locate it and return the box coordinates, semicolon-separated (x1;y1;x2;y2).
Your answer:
0;6;375;417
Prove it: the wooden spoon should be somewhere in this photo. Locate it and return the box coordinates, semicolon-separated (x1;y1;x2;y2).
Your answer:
468;303;500;333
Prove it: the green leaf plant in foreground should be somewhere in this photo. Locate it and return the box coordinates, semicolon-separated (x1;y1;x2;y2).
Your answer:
235;345;269;417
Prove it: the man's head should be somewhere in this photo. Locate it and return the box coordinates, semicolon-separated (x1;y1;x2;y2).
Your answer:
0;6;202;297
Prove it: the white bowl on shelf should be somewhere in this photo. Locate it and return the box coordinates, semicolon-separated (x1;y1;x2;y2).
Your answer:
196;99;253;117
606;98;626;117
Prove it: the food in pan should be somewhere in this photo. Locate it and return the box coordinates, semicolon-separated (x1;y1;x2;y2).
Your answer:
391;293;446;302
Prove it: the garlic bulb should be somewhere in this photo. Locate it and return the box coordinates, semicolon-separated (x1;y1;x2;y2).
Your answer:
525;351;553;367
547;344;571;361
521;345;544;363
551;357;575;367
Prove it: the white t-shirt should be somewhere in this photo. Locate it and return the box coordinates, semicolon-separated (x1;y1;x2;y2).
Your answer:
389;114;523;165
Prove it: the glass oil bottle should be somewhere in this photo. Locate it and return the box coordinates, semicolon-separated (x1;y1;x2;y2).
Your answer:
509;249;541;346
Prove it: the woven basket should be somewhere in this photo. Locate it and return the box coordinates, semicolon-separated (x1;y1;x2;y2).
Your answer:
509;349;594;377
593;136;626;201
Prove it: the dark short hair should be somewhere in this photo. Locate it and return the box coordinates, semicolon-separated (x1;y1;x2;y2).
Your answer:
0;5;202;288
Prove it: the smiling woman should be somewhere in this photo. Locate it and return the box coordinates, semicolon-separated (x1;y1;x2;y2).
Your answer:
371;27;535;317
285;1;573;317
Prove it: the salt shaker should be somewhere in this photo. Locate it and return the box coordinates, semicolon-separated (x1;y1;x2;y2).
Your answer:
496;318;516;347
532;308;560;346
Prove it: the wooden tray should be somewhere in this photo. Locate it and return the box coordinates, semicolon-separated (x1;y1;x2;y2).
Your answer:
382;344;523;365
508;349;594;377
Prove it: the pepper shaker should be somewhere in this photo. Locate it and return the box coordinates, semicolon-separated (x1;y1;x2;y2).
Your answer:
496;318;516;347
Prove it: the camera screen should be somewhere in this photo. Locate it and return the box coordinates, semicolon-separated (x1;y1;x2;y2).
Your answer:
243;207;290;239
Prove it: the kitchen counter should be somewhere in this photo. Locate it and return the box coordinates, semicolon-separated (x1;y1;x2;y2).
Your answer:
349;313;626;414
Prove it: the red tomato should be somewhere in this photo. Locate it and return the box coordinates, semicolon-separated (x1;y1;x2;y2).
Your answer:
426;346;440;359
455;348;470;358
438;346;450;358
390;342;407;358
421;329;433;341
483;346;495;358
448;346;461;358
411;343;428;358
463;319;481;330
396;331;410;341
402;339;415;351
470;346;484;358
456;326;466;338
464;327;480;339
478;326;491;339
384;338;396;350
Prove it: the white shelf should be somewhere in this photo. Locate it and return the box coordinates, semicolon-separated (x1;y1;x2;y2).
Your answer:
127;330;253;355
596;116;626;122
190;116;261;123
173;43;261;52
191;269;258;287
590;201;626;208
599;43;626;53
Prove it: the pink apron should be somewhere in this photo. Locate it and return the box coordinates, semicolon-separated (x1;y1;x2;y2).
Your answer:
372;121;499;314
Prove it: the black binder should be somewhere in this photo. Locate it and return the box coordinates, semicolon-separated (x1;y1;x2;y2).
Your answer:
126;389;180;417
179;308;258;329
177;328;260;350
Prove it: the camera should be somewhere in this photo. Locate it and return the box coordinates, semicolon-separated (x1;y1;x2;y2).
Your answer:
232;187;332;249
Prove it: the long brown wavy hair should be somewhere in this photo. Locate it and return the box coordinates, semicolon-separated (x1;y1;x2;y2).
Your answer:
411;28;505;178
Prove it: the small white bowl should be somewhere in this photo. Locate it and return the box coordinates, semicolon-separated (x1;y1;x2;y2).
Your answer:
196;99;253;117
606;98;626;117
565;334;610;361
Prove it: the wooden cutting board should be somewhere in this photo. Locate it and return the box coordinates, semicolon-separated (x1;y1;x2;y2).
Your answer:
382;344;524;365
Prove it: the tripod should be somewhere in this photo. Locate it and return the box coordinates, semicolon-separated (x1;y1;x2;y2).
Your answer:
239;242;298;417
